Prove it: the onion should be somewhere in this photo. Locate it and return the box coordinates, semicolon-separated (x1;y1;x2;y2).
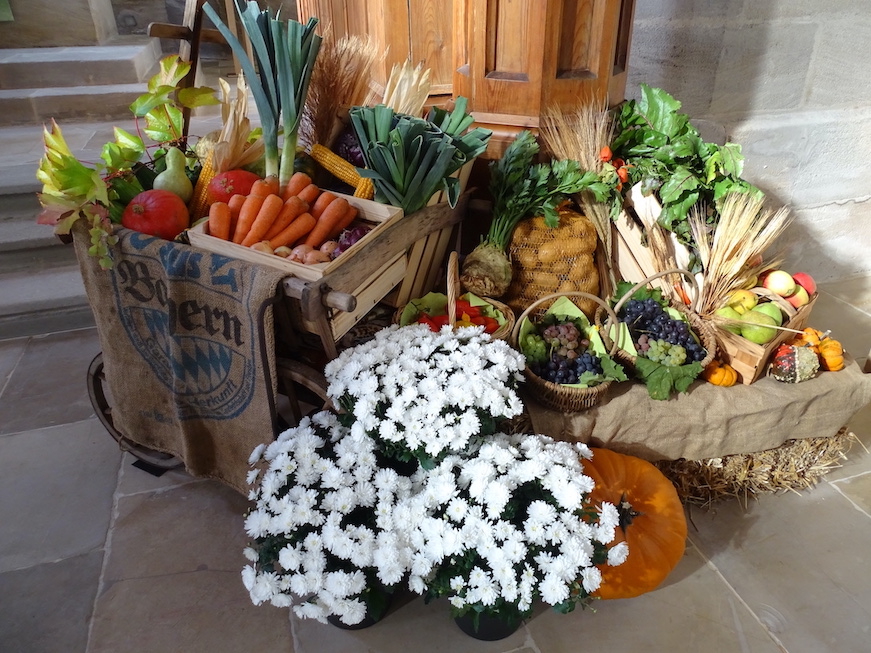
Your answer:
319;240;339;256
304;250;331;265
250;241;274;255
273;245;293;258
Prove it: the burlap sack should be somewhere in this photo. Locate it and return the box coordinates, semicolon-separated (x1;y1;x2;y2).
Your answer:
73;221;287;494
503;208;600;318
525;355;871;462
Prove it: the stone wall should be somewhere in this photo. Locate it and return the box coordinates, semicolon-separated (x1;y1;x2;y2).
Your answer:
627;0;871;282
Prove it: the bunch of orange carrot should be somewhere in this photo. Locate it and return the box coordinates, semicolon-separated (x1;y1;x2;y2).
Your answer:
206;172;359;257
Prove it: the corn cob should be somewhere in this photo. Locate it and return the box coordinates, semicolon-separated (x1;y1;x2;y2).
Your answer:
189;149;217;221
310;143;374;200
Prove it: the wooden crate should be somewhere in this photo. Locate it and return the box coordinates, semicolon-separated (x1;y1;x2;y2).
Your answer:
714;293;818;384
383;160;472;309
188;193;403;281
187;193;406;341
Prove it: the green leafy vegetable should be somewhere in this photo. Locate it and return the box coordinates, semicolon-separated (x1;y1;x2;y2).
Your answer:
632;357;702;400
349;101;491;215
484;131;609;251
611;84;762;252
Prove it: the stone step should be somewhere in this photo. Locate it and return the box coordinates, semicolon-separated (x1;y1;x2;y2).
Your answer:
0;189;92;339
0;82;156;128
0;262;93;341
0;41;162;90
0;40;162;128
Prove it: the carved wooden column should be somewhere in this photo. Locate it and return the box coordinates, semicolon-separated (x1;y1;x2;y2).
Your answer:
296;0;635;157
453;0;635;156
296;0;455;100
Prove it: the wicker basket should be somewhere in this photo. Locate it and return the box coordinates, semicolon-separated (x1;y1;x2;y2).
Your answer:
511;291;621;412
596;268;717;372
396;252;516;340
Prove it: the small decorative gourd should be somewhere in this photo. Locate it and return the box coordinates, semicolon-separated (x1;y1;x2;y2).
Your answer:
702;360;738;386
818;337;845;371
789;327;826;355
153;146;194;203
769;343;820;383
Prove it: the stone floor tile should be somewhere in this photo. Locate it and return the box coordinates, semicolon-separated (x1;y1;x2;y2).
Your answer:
0;418;119;572
829;471;871;515
114;451;202;497
0;327;101;434
88;571;293;653
688;483;871;653
0;550;103;653
0;334;27;389
88;480;289;653
102;480;251;582
526;543;782;653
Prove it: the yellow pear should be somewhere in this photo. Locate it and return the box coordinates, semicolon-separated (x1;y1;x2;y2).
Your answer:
726;289;758;314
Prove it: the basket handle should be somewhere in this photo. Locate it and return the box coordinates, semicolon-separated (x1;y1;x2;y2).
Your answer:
447;251;459;325
612;268;701;315
510;292;620;356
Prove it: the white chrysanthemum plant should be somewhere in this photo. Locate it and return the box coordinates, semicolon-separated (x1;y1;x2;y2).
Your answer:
324;324;527;470
241;411;414;626
398;433;629;630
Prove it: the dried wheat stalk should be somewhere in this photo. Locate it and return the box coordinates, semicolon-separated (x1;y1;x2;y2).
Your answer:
299;33;383;149
690;192;792;315
540;102;617;294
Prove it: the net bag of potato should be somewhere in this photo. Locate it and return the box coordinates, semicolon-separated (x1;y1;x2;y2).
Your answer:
503;205;600;319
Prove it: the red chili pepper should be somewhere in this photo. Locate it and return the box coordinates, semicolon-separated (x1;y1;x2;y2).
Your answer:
416;313;438;332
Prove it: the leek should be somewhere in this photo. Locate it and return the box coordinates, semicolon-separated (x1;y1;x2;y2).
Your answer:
203;1;321;192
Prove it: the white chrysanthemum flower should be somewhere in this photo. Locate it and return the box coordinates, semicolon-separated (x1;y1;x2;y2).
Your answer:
445;496;468;523
540;573;569;606
581;565;603;594
449;595;467;609
244;509;273;538
608;541;629;566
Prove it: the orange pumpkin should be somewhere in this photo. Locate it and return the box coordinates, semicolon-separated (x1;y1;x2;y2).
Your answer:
584;447;687;600
702;360;738;386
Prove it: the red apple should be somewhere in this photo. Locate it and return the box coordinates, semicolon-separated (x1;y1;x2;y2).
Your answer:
762;269;797;297
785;285;810;308
792;272;817;296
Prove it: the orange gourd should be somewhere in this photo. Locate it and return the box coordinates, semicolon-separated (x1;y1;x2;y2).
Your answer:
790;327;826;354
702;360;738;386
818;337;845;371
583;447;687;600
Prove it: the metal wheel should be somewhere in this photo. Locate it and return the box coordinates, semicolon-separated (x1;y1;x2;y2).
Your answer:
86;353;183;471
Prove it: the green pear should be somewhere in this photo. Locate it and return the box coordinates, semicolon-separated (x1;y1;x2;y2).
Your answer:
739;311;778;344
751;301;783;326
714;306;743;334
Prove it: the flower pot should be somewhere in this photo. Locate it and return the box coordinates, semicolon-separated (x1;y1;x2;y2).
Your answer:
454;611;522;641
327;586;394;630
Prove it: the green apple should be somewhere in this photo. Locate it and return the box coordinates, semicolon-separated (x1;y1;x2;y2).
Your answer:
739;311;778;344
714;305;743;334
751;301;783;326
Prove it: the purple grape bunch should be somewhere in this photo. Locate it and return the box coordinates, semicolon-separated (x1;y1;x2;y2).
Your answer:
528;321;603;384
619;298;707;364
